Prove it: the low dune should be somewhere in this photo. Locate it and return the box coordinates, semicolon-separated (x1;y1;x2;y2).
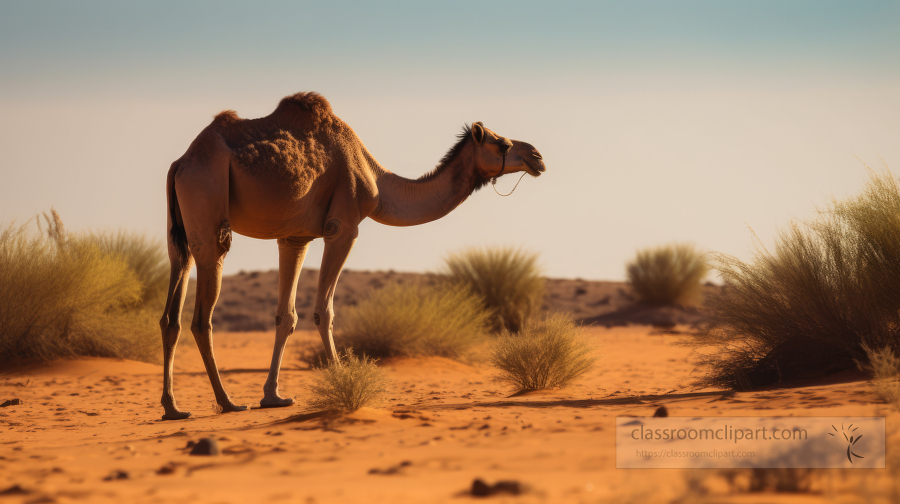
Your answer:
1;324;894;503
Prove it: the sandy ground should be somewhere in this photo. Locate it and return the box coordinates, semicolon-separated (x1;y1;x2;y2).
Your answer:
1;326;897;503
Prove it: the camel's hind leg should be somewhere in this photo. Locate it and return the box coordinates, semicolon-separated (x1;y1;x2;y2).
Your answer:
260;236;313;408
159;239;194;420
190;242;246;413
175;135;246;414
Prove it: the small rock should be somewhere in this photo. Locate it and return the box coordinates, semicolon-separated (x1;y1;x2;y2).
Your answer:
0;399;21;408
103;470;129;481
653;406;668;417
471;479;492;496
0;484;29;495
471;478;524;496
156;462;178;475
189;438;220;456
368;460;413;475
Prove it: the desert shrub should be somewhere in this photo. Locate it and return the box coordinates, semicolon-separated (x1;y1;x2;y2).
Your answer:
693;169;900;389
864;345;900;411
626;243;708;305
303;282;489;364
91;231;169;308
0;210;166;363
307;351;389;412
490;313;596;392
442;247;544;333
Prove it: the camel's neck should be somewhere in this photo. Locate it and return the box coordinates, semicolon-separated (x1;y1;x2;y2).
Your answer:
368;139;487;227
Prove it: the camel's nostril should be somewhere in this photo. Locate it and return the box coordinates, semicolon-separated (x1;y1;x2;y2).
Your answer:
531;149;542;160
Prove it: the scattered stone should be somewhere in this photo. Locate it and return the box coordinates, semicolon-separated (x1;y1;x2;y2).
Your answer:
189;438;220;456
471;478;524;497
103;470;129;481
156;462;179;475
0;484;29;495
368;460;412;475
653;406;669;417
0;399;21;408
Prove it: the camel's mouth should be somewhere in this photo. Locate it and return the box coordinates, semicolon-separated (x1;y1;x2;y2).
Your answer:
524;160;546;177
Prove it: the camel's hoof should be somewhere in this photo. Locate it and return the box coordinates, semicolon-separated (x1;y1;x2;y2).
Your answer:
219;403;248;413
259;396;295;409
161;411;192;421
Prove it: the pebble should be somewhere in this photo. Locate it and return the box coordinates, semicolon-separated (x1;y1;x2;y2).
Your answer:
189;438;220;456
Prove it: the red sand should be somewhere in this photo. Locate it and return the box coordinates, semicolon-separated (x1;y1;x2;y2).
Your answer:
0;326;896;503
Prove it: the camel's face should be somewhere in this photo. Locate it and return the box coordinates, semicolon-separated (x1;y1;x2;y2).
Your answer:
470;122;546;179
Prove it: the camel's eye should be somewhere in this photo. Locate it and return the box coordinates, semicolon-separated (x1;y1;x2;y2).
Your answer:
497;139;512;155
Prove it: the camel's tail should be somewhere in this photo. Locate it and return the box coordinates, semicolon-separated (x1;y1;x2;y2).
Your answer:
167;161;189;260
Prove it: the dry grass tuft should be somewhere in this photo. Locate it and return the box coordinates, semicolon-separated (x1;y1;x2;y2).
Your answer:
693;168;900;389
626;243;708;305
307;351;389;412
299;282;489;366
442;247;544;333
0;210;166;364
864;345;900;411
490;313;596;392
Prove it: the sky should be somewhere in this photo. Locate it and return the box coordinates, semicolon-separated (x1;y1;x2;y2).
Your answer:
1;1;899;281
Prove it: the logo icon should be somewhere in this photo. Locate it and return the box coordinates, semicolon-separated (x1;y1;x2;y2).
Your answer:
829;424;864;463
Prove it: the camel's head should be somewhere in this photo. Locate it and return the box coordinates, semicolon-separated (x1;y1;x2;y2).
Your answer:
470;122;546;180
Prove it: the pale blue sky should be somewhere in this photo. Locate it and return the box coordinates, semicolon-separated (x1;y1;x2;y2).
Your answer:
2;1;899;280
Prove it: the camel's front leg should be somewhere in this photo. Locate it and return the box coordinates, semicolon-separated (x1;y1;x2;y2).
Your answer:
260;236;312;408
314;218;359;363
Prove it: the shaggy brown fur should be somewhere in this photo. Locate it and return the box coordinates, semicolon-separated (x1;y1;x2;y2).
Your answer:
211;93;337;201
421;124;491;193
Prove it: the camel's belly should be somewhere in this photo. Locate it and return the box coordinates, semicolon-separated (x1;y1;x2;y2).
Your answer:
227;164;331;240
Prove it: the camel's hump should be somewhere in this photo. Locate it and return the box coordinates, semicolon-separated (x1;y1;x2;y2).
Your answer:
276;92;333;119
211;92;335;127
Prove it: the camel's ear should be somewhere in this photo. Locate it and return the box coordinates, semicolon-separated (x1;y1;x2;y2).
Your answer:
471;122;485;145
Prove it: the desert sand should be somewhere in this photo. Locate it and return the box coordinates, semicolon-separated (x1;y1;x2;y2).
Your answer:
1;322;896;503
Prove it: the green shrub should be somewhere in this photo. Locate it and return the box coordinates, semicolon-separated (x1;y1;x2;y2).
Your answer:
626;243;708;305
307;351;389;412
303;282;489;364
442;247;544;333
0;210;166;363
693;169;900;389
490;313;596;392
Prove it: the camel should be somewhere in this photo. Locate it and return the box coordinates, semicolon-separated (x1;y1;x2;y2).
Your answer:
158;92;546;420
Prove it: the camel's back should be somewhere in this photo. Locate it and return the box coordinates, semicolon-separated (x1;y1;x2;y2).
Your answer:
210;92;347;200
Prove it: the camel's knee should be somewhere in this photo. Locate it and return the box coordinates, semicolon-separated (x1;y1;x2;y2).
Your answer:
275;309;298;334
190;320;211;338
160;315;181;334
313;307;334;328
